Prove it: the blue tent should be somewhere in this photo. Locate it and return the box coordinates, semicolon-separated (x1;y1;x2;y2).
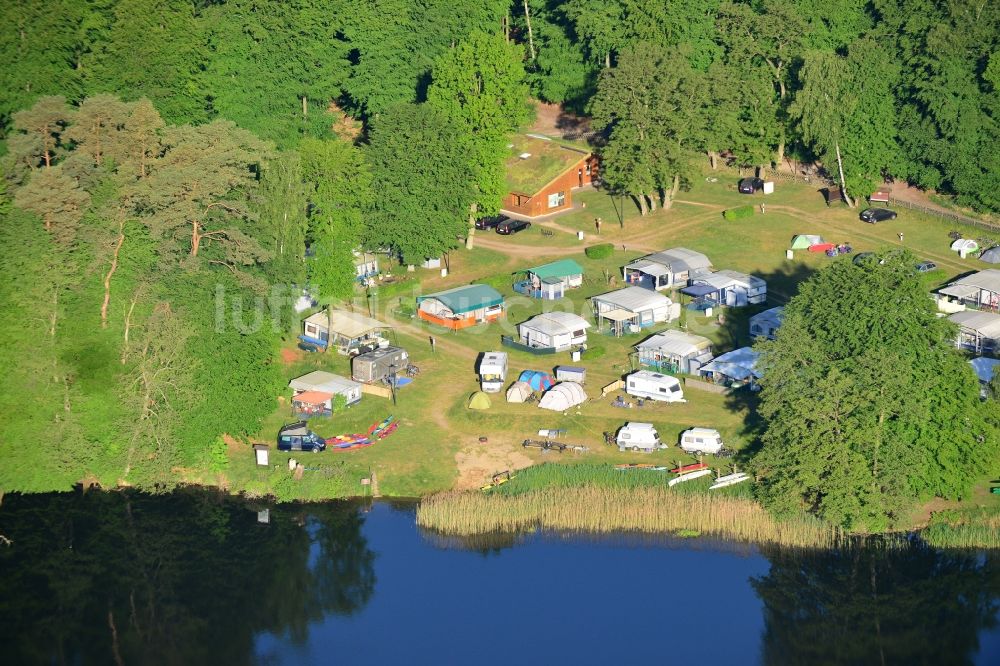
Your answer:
518;370;555;391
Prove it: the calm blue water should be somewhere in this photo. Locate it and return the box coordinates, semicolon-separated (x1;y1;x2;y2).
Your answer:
2;491;1000;665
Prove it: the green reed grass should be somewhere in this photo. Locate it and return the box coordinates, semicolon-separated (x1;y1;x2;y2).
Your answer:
921;508;1000;549
417;485;841;549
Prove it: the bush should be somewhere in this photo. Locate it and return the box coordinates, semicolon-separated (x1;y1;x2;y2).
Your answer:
723;205;755;221
585;243;615;259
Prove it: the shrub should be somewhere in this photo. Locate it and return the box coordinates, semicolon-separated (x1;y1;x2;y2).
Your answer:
723;205;755;221
585;243;615;259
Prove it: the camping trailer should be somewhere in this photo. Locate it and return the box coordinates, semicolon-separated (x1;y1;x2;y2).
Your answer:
351;346;409;383
616;422;664;452
479;352;508;393
625;371;685;403
679;428;725;455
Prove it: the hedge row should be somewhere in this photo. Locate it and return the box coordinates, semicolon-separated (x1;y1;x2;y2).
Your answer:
723;205;755;221
585;243;615;259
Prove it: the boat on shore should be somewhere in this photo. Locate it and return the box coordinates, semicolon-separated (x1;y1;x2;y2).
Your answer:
667;468;713;486
670;462;709;475
710;472;750;490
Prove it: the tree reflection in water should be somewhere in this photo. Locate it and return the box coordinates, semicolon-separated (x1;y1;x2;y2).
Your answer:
753;540;1000;666
0;489;375;665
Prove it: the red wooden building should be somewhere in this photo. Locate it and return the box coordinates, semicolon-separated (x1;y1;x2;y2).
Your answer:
502;135;599;218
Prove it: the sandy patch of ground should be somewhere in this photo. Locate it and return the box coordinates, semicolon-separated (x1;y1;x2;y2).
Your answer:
529;101;591;139
280;347;302;364
453;435;534;491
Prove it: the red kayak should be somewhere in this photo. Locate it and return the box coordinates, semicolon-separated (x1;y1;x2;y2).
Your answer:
671;462;709;475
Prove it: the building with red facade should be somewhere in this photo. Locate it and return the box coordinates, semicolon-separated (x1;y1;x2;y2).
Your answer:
502;134;598;218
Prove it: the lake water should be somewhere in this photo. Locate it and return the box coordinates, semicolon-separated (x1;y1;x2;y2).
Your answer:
2;490;1000;665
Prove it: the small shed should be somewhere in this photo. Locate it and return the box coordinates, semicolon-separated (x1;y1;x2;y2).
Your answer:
538;382;588;411
749;306;785;340
518;370;555;391
468;391;492;410
699;347;762;388
869;189;891;204
555;366;586;384
591;287;679;336
517;312;591;351
288;371;362;410
635;330;713;374
300;309;391;355
417;284;505;330
351;346;409;383
516;259;584;299
506;381;534;403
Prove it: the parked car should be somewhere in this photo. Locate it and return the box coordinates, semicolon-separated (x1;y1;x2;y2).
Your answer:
738;177;764;194
915;261;937;272
496;218;531;235
475;215;509;231
860;208;897;223
277;421;326;452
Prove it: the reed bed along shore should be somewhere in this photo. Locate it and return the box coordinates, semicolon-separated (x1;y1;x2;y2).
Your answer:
922;508;1000;549
416;485;842;549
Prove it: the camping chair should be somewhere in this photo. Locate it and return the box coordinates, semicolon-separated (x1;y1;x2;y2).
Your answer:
540;228;554;237
405;364;420;377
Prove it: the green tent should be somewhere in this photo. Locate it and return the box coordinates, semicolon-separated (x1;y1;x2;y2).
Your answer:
790;234;824;249
468;391;492;410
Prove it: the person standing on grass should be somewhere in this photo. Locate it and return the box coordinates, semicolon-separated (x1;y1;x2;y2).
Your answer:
760;203;766;214
595;217;602;235
429;335;436;353
898;232;904;244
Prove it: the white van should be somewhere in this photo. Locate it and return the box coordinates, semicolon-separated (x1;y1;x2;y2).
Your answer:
616;422;664;452
625;370;685;403
679;428;724;455
478;352;507;393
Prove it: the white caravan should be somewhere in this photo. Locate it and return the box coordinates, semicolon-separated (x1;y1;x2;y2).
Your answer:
679;428;725;455
616;422;664;452
625;370;685;403
478;352;508;393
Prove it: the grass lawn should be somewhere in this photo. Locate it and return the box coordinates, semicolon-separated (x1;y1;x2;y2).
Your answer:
235;169;997;505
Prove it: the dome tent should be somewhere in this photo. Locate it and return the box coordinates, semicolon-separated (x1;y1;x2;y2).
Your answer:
790;234;823;250
506;381;534;403
518;370;555;391
951;238;979;254
468;391;492;410
538;382;588;411
981;246;1000;264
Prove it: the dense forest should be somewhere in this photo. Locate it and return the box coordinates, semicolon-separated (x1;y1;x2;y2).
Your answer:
1;0;998;494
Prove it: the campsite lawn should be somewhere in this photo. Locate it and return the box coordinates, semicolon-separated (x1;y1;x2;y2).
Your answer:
237;170;997;503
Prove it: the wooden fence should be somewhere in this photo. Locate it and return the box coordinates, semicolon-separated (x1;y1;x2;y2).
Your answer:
361;383;393;399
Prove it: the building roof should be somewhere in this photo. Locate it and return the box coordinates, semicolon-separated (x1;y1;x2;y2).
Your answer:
417;284;504;315
527;259;583;280
289;371;361;394
700;347;761;381
941;269;1000;296
505;134;591;195
694;270;766;290
969;357;1000;383
948;310;1000;338
643;247;713;273
592;286;672;313
519;311;591;337
750;306;785;328
291;390;334;405
625;259;671;277
304;309;389;338
635;330;712;357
